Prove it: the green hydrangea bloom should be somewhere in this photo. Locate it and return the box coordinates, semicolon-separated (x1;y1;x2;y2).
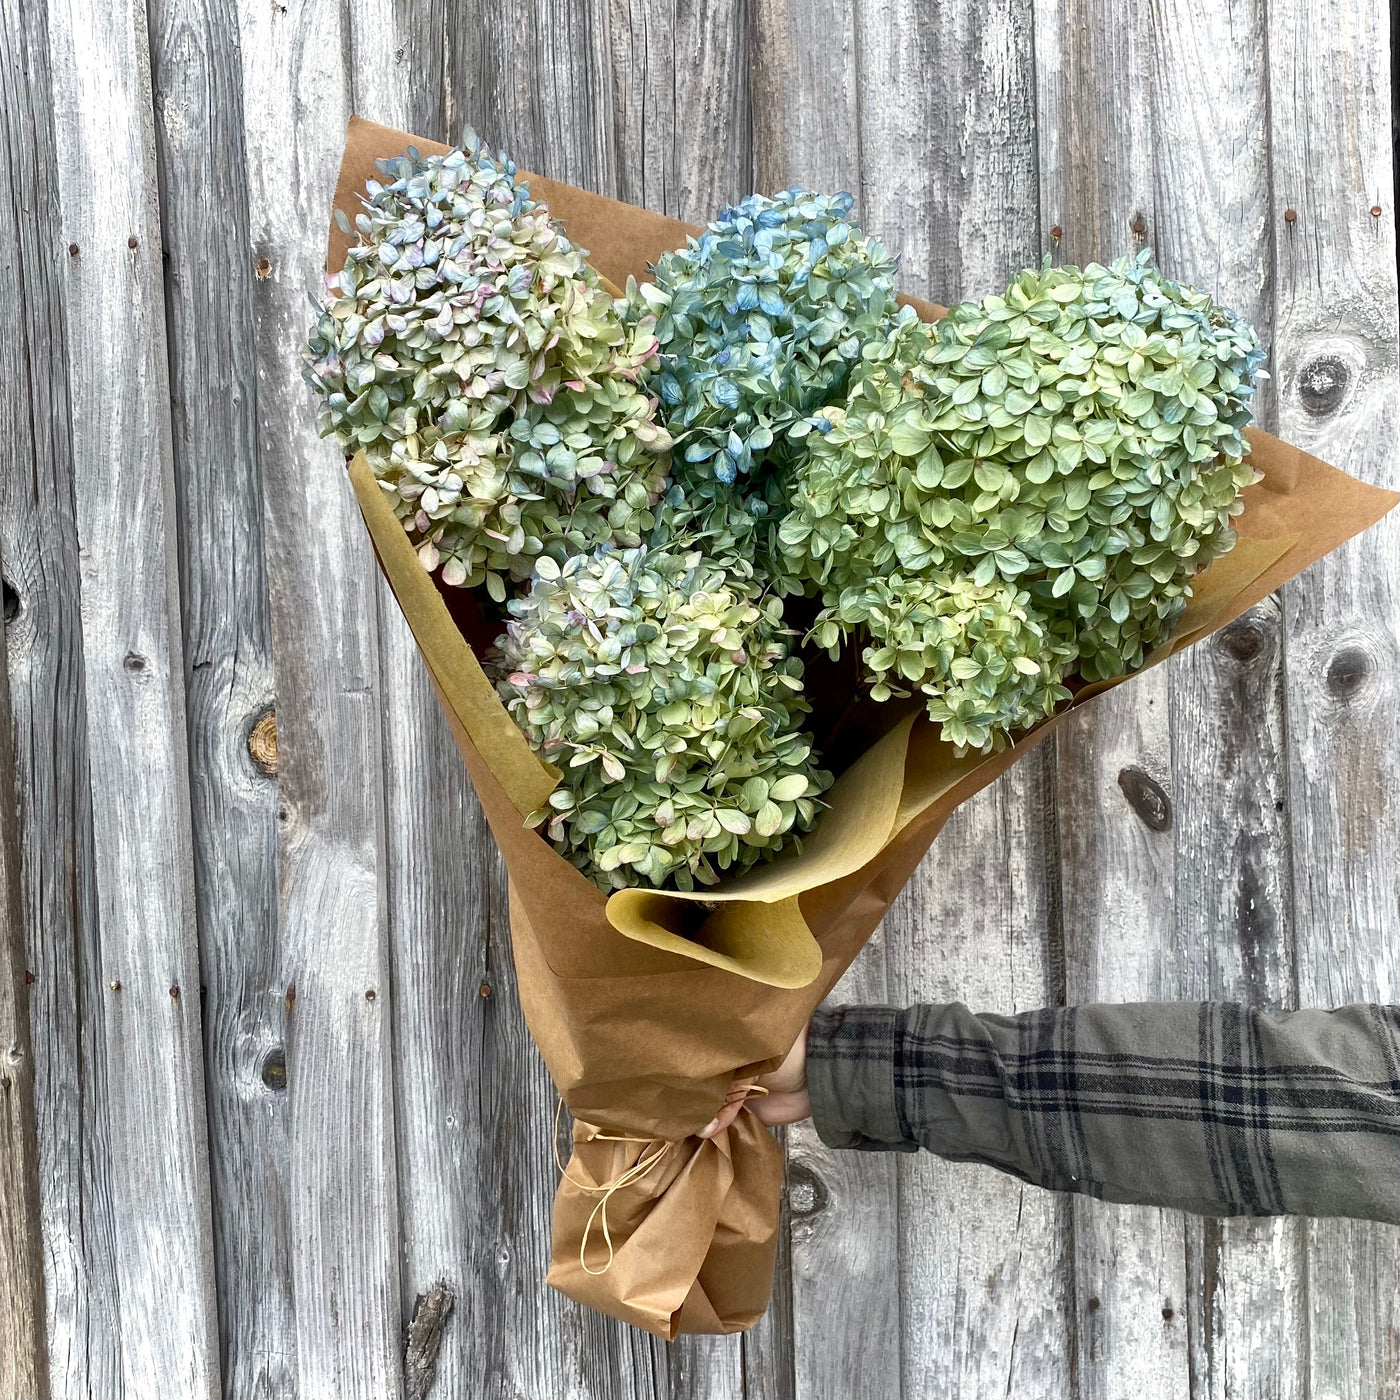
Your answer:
630;189;898;567
492;544;830;890
815;572;1078;754
781;252;1264;746
302;136;671;599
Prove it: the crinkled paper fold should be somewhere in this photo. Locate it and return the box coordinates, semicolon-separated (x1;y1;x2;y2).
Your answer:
332;116;1399;1337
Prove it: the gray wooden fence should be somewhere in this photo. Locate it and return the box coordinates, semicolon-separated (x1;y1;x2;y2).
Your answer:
1;0;1397;1396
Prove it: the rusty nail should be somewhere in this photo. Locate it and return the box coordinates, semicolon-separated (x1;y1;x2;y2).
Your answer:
169;985;180;999
365;988;377;1002
1371;205;1383;218
1130;215;1147;237
1049;224;1062;244
127;235;139;249
1284;208;1297;225
67;243;79;257
255;257;273;278
25;970;35;985
109;980;122;992
479;981;492;998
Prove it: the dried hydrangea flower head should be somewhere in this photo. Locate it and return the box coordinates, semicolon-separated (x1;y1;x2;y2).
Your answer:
302;135;672;599
781;251;1265;749
820;572;1079;754
491;544;829;890
630;189;898;563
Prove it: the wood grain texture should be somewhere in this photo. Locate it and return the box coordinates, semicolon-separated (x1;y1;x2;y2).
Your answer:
0;543;49;1398
1149;3;1309;1393
1034;0;1194;1391
146;1;297;1393
0;1;125;1390
1267;1;1400;1397
856;3;1075;1396
45;0;222;1394
743;19;902;1396
9;0;1400;1393
233;0;404;1394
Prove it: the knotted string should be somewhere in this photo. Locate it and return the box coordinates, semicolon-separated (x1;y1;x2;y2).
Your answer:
553;1083;772;1276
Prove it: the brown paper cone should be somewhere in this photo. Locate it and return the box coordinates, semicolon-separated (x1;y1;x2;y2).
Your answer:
328;117;1400;1337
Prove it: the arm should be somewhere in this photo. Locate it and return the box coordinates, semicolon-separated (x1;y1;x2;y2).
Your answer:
805;1000;1400;1223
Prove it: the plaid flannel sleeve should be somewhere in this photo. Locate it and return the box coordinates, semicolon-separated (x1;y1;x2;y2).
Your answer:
806;1001;1400;1223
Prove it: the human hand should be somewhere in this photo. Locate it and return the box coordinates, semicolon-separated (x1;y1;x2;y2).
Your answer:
698;1022;810;1138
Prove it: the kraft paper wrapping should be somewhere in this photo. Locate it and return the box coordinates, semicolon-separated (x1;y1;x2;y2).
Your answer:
330;117;1400;1337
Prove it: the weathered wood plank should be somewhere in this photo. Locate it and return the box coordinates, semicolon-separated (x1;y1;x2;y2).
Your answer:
1034;0;1197;1390
855;2;1074;1395
0;544;49;1396
742;12;904;1394
786;933;902;1400
146;1;297;1393
439;6;698;1395
0;1;124;1390
233;1;404;1394
1148;2;1309;1392
609;0;751;221
45;0;222;1393
1266;1;1400;1396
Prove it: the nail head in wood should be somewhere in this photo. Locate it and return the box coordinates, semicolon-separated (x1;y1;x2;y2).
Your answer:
478;981;492;998
127;235;139;249
1284;207;1298;224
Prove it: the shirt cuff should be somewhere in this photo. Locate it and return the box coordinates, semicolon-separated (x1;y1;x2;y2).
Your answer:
806;1004;919;1153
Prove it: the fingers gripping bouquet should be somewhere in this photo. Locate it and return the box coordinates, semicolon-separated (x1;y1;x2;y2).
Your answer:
310;118;1398;1336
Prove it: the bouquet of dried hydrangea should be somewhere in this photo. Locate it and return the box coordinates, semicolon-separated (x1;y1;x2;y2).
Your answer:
317;116;1395;1341
305;132;1276;884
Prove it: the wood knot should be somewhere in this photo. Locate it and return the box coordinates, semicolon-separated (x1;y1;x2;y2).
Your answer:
1326;645;1371;700
260;1046;287;1091
67;242;79;257
1297;355;1350;416
123;651;147;674
248;707;277;776
1117;766;1172;832
127;235;139;250
1217;616;1265;663
1162;1304;1176;1322
2;578;17;624
786;1162;829;1218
